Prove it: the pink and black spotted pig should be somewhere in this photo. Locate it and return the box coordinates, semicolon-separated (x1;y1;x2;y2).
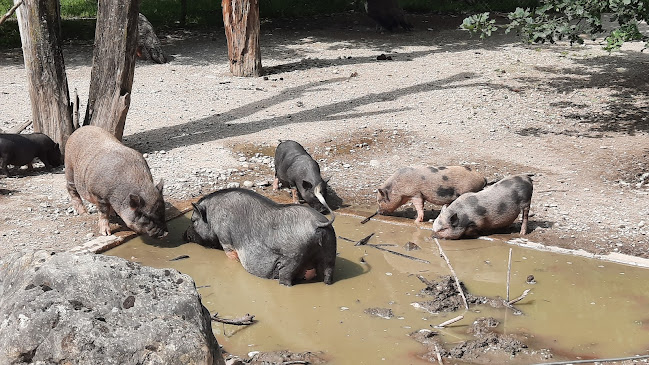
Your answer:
376;166;486;223
433;174;533;239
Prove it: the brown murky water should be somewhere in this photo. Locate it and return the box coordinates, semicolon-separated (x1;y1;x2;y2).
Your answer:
106;213;649;364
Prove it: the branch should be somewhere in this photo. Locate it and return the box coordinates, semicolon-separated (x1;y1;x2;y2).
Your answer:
0;0;23;26
211;312;255;325
507;289;531;306
360;211;378;224
506;248;512;302
9;120;32;134
433;315;464;328
434;344;444;365
434;238;469;310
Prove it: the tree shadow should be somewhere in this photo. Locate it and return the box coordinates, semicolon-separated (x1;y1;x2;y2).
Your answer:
513;49;649;137
124;71;512;152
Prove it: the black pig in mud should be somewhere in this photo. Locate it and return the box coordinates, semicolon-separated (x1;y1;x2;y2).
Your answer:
377;166;486;223
183;188;337;286
0;133;62;176
432;174;533;239
64;126;167;238
273;140;332;214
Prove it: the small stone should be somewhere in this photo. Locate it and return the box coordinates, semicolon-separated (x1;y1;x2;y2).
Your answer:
403;242;420;251
343;163;351;168
243;181;254;188
238;157;247;162
369;159;380;167
227;182;240;189
526;275;536;284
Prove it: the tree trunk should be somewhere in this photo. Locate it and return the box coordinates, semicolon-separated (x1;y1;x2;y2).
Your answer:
84;0;140;140
222;0;262;77
15;0;74;153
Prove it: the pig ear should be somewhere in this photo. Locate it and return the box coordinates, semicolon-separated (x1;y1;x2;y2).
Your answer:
302;180;313;190
129;194;144;210
191;202;207;223
379;188;389;202
156;179;164;193
449;213;459;227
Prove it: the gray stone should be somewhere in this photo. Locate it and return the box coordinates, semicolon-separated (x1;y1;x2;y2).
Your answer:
0;250;225;365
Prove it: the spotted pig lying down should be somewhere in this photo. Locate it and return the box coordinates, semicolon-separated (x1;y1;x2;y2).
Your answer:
183;188;337;286
433;174;533;239
377;166;487;222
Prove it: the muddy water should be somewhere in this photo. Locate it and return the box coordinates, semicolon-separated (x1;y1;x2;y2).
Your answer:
106;213;649;364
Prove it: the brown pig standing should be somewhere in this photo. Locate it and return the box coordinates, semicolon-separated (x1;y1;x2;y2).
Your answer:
64;126;168;238
377;166;486;223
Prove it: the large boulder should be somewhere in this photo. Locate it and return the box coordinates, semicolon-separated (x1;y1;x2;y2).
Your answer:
0;250;225;365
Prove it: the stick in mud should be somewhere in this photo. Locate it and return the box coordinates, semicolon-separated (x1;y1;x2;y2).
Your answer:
370;244;431;264
433;315;464;328
416;274;434;287
211;312;256;325
507;288;531;306
360;211;378;224
506;248;512;302
434;343;444;365
434;238;469;310
169;255;190;261
354;233;375;246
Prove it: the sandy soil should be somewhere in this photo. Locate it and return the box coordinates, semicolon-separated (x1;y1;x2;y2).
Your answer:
1;13;648;259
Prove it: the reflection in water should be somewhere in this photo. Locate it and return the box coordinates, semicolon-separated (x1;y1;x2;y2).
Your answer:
106;213;649;364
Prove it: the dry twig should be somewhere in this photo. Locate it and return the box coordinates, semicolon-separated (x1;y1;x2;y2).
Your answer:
0;0;23;26
507;289;531;306
433;315;464;328
433;238;468;310
211;313;255;325
360;211;378;224
506;248;512;302
434;344;444;365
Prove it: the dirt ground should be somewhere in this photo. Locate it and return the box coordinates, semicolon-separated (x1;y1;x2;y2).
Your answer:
1;12;648;261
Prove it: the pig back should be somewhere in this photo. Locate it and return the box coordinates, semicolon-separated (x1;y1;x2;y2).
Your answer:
65;126;156;202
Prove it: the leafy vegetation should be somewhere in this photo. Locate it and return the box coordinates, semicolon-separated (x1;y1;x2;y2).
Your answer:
461;0;649;51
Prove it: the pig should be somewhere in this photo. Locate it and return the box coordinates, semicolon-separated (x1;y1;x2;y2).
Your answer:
377;166;487;223
366;0;413;31
0;133;62;176
64;126;167;238
182;188;337;286
432;174;533;239
273;140;333;215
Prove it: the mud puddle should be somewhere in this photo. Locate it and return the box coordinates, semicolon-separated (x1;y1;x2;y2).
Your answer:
106;213;649;364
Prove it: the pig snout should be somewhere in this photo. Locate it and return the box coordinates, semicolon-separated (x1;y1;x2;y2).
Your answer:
302;268;317;281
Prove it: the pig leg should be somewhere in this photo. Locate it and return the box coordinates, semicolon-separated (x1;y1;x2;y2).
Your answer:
1;159;10;176
272;177;280;190
96;199;113;236
65;178;87;214
411;195;426;223
290;187;300;204
278;258;303;286
519;206;529;235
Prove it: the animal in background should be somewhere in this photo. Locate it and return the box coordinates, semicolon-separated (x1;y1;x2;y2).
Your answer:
377;166;486;222
433;174;533;239
183;188;337;286
64;126;167;238
365;0;413;31
273;140;333;216
0;133;62;176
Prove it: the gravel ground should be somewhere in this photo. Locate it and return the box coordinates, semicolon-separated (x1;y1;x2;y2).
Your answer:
1;13;648;259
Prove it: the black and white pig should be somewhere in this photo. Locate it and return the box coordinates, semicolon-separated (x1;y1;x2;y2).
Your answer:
183;188;337;286
273;140;332;215
0;133;62;176
432;174;533;239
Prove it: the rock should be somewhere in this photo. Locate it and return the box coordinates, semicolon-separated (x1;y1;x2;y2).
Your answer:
0;251;225;365
243;180;254;188
227;182;240;189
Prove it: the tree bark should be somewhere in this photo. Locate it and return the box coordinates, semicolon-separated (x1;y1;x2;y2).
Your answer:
15;0;74;153
84;0;140;140
222;0;262;77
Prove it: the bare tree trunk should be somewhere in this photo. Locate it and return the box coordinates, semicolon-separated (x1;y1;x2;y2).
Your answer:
84;0;140;140
15;0;74;152
222;0;262;77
